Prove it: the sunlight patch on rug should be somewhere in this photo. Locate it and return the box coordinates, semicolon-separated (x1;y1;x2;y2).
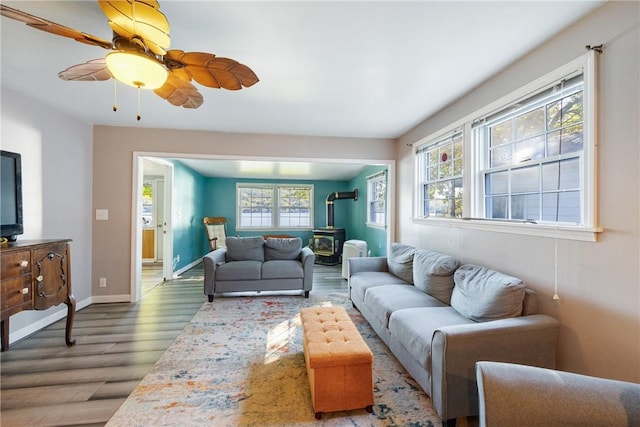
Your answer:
106;293;441;426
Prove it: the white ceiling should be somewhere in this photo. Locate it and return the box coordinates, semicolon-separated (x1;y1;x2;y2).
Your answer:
144;156;370;180
1;1;603;179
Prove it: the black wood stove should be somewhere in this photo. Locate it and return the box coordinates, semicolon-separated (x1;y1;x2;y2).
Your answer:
312;189;357;265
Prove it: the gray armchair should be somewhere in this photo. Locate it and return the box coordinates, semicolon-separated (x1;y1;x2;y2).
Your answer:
475;361;640;426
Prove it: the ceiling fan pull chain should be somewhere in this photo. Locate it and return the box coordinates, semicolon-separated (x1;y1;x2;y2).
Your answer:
137;87;142;121
113;79;118;112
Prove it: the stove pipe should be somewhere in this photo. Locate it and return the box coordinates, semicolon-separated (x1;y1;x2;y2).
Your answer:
326;189;358;228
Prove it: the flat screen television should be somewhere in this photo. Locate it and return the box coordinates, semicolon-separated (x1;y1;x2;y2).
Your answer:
1;150;24;242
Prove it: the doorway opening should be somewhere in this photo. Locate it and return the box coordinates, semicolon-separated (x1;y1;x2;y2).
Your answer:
132;156;174;302
130;152;395;303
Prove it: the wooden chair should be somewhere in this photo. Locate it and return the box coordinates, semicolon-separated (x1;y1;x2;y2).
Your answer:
203;217;228;251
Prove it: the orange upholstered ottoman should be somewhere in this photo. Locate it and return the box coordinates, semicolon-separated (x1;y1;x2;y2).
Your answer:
300;306;374;419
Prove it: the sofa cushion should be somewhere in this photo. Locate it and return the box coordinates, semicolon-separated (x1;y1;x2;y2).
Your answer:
388;306;473;368
264;237;302;260
412;249;460;305
225;236;265;262
365;284;447;328
350;272;409;304
387;243;418;284
450;264;526;322
262;260;304;279
216;260;262;281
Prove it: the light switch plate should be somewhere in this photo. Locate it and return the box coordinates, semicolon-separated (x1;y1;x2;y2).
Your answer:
96;209;109;221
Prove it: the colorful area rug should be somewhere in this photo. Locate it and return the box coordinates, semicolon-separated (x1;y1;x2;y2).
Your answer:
106;292;442;426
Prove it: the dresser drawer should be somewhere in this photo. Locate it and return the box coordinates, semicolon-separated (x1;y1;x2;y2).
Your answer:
1;275;32;313
1;250;31;277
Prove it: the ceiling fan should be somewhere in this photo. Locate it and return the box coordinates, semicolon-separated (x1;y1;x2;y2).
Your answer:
0;1;259;116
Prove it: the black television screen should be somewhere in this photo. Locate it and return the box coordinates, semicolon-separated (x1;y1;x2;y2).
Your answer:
0;150;24;241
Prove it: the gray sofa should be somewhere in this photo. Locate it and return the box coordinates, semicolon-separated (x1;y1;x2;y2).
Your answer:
476;361;640;427
348;243;560;426
203;236;314;302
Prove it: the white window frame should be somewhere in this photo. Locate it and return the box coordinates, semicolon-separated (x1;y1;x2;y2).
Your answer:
412;52;601;242
366;170;387;229
237;183;314;231
475;73;585;224
415;128;464;219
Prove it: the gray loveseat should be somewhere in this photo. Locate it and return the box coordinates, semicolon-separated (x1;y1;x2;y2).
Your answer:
348;243;560;426
203;236;315;302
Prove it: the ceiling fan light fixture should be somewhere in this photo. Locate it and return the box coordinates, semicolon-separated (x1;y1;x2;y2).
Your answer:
106;50;168;89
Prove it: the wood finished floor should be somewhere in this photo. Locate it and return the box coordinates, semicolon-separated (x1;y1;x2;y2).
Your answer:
0;263;347;427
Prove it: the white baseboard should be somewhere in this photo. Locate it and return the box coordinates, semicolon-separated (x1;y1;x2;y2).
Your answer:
91;294;132;304
9;296;92;345
174;259;202;277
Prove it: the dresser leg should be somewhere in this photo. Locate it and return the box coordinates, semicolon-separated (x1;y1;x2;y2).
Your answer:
64;294;76;347
1;319;8;351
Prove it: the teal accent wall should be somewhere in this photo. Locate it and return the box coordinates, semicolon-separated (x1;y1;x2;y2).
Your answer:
347;165;389;257
171;160;206;270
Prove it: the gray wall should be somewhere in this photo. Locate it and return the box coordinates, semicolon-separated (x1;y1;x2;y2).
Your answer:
396;1;639;382
1;87;93;341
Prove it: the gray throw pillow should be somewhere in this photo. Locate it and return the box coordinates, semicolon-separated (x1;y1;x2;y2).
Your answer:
387;243;417;284
264;238;302;260
412;249;460;304
225;236;265;262
450;264;525;322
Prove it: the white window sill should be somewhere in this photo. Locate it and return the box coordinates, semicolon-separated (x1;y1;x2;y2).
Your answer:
366;222;386;230
412;216;603;242
236;227;314;232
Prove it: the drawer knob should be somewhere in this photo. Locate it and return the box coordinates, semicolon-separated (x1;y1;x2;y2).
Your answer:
19;260;29;268
36;275;44;282
22;288;29;295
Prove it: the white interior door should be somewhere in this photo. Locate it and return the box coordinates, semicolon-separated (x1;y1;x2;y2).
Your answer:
155;179;165;262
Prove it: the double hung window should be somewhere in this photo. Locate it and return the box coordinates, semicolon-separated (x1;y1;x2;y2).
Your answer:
366;171;387;228
237;183;313;230
476;74;584;224
416;129;464;218
412;52;598;239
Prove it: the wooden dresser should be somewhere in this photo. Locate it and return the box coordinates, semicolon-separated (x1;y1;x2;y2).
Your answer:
0;239;76;351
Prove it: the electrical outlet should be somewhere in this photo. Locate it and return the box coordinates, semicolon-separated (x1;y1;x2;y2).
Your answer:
99;277;107;288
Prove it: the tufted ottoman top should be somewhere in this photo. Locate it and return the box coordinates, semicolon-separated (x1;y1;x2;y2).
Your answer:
300;306;373;368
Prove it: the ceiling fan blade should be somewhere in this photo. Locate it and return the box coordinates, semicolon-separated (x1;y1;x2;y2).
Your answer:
165;50;259;91
98;0;170;55
154;72;204;109
58;59;112;81
0;4;113;49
